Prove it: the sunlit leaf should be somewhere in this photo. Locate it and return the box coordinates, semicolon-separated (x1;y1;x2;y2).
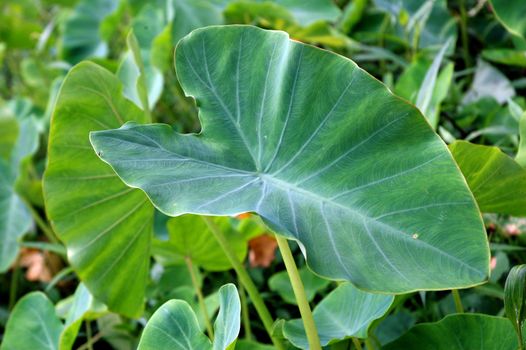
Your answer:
43;62;154;317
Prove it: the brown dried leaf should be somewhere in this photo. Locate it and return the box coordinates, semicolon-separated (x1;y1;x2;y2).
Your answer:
248;234;278;268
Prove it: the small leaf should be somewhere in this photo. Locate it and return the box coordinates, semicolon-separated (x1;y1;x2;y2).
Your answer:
449;140;526;216
137;300;212;350
505;264;526;346
138;284;241;350
59;283;107;350
213;284;241;350
463;59;515;105
489;0;526;42
283;283;394;348
1;292;64;350
384;314;518;350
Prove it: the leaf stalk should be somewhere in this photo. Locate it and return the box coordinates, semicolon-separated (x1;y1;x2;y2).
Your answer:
202;216;285;350
275;234;322;350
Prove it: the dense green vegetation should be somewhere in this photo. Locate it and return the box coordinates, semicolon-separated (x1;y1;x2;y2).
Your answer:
1;0;526;349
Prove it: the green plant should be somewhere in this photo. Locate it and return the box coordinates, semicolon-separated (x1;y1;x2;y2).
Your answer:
2;1;526;349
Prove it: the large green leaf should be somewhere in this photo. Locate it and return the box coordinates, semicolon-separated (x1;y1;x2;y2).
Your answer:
166;215;248;271
138;284;240;350
449;141;526;216
384;314;518;350
43;61;154;317
489;0;526;42
283;283;393;348
91;25;489;293
0;292;64;350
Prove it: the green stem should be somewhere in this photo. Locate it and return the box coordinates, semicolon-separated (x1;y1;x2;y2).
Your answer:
238;276;252;340
364;337;374;350
45;266;74;292
202;217;285;350
352;337;364;350
452;289;464;313
275;235;321;350
518;323;525;350
86;321;94;350
185;256;214;340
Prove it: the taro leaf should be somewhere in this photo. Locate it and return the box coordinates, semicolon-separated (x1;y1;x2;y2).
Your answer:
383;314;518;350
395;52;453;129
269;267;330;304
504;264;526;344
60;0;118;64
166;215;248;271
463;60;515;105
414;39;451;128
373;311;416;345
137;300;211;350
43;61;154;317
117;5;166;110
0;107;39;272
59;283;107;350
212;284;241;350
137;284;240;350
516;111;526;167
172;0;223;44
482;49;526;68
449;141;526;216
91;25;489;293
283;283;394;348
272;0;341;26
0;292;64;350
489;0;526;42
0;160;32;272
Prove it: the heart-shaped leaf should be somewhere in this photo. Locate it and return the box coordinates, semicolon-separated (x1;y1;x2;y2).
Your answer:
449;141;526;216
91;25;489;293
384;314;518;350
43;62;153;317
138;284;240;350
283;283;393;348
1;292;64;350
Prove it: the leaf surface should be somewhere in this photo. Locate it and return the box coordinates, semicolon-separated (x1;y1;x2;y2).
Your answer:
283;283;393;348
0;292;63;350
213;284;241;350
384;314;517;350
166;215;248;271
43;61;153;317
91;25;489;293
449;141;526;216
